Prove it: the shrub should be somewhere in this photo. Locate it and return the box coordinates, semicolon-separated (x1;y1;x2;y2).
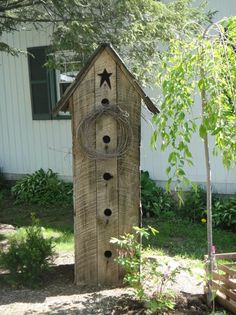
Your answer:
111;226;181;313
0;216;54;287
0;190;3;207
178;185;207;222
178;185;236;229
11;168;73;206
212;195;236;230
0;167;5;189
141;170;176;217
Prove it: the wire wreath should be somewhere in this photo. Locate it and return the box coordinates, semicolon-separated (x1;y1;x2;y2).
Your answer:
77;104;133;160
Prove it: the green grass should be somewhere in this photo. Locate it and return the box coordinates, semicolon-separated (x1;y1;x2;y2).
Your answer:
0;189;74;253
1;188;236;260
3;226;74;253
0;189;73;228
143;218;236;260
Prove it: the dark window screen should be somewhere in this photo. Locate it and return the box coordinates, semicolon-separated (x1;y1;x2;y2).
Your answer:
28;48;47;81
28;46;57;120
31;83;49;115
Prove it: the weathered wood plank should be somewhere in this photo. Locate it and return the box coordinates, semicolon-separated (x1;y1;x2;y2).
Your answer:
213;280;236;301
215;291;236;314
218;264;236;278
212;272;236;290
94;50;119;285
116;65;141;281
73;66;97;285
215;253;236;260
117;65;141;235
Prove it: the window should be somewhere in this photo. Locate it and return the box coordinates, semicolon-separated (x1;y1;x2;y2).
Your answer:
28;46;57;120
28;46;73;120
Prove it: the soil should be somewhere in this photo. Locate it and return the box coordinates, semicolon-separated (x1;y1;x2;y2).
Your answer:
0;225;227;315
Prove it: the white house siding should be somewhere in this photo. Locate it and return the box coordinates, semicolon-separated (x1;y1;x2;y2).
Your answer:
0;0;236;194
0;26;73;181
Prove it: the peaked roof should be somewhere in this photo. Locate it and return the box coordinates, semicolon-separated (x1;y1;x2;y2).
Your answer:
53;43;159;115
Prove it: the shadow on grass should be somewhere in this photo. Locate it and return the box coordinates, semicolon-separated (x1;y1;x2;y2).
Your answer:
0;189;74;234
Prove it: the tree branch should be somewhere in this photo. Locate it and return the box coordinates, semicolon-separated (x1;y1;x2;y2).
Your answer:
0;14;63;23
0;0;42;13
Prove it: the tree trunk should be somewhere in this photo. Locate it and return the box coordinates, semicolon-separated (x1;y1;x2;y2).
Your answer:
204;133;213;306
201;87;213;307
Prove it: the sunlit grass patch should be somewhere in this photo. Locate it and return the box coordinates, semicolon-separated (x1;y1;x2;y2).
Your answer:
6;226;74;253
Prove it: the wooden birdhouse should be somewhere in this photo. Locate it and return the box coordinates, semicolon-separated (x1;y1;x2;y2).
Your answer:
54;43;158;286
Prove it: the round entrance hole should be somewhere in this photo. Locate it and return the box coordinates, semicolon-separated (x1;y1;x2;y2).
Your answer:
103;173;113;180
104;250;112;258
101;98;110;106
103;135;111;144
104;208;112;216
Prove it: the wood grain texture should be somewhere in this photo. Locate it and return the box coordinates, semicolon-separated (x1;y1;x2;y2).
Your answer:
218;264;236;277
117;66;141;234
213;281;236;301
215;292;236;314
212;272;236;290
72;49;140;286
94;50;119;285
116;65;141;281
72;66;97;285
215;253;236;260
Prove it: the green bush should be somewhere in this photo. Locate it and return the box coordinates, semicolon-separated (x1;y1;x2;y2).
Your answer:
141;170;176;217
178;185;207;222
111;226;180;313
0;190;3;207
11;169;73;206
213;195;236;230
178;185;235;230
0;167;5;189
0;216;54;287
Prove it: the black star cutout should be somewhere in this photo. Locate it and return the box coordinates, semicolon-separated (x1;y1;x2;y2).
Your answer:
98;69;112;89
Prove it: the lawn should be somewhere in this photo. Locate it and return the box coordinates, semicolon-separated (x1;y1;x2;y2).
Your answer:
1;187;236;314
144;218;236;260
0;189;74;252
1;188;235;260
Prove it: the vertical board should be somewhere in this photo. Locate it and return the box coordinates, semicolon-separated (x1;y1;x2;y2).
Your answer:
72;66;97;284
116;66;141;280
94;50;119;284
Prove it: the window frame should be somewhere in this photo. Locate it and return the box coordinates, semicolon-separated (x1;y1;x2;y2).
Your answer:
28;45;71;121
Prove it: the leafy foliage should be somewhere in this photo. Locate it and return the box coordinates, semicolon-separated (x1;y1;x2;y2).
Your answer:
0;167;5;189
178;185;207;222
141;170;176;217
177;185;236;230
0;216;54;287
111;226;180;313
0;1;61;55
49;0;209;82
152;17;236;190
2;1;210;83
213;196;236;230
11;169;73;206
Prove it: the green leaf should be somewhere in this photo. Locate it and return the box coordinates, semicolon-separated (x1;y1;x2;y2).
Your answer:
176;168;185;176
198;79;204;91
199;124;207;139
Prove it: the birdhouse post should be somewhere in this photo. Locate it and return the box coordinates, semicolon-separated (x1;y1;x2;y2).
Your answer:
54;43;158;286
